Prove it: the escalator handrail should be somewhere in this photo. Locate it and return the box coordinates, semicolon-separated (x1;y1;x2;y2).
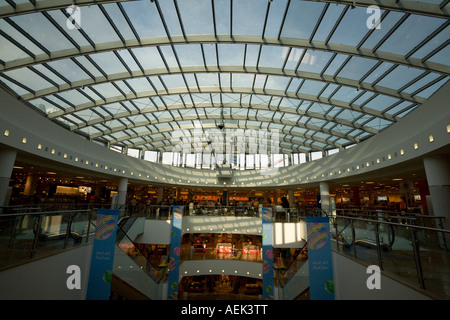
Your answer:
116;221;166;283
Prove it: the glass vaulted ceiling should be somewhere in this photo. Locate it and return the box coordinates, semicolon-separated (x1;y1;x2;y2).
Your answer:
0;0;449;156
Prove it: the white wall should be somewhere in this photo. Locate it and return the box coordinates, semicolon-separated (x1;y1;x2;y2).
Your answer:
135;218;307;248
0;81;448;189
332;252;431;300
0;244;93;300
135;220;172;244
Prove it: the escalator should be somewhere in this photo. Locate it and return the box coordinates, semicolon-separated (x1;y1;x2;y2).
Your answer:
113;216;166;299
274;243;310;300
330;214;395;252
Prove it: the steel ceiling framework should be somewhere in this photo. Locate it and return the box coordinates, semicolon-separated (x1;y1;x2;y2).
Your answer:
0;0;448;158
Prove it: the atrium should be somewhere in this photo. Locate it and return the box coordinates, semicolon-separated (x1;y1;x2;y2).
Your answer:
0;0;449;301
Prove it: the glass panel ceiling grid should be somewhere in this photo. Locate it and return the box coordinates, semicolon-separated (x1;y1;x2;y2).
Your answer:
0;0;448;155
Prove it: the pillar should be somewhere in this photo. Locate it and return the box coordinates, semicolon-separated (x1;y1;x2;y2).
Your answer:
0;149;16;208
352;187;360;206
23;173;37;196
417;181;430;215
423;154;450;231
117;177;128;207
320;182;330;213
157;187;164;204
288;189;295;208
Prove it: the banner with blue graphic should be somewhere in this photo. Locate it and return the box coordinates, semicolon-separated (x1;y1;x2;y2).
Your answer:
261;207;274;300
167;205;183;300
86;209;119;300
306;216;334;300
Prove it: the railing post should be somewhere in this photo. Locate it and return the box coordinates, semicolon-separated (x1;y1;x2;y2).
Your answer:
410;228;426;289
374;223;384;271
64;212;74;249
86;209;93;244
334;217;339;252
30;214;42;259
350;219;356;258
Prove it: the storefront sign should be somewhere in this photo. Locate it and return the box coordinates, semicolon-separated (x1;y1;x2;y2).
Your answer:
306;216;334;300
86;209;119;300
261;207;274;300
167;205;183;300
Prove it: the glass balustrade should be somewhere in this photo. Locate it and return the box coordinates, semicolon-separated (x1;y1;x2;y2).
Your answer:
331;212;450;299
1;204;448;299
0;209;95;270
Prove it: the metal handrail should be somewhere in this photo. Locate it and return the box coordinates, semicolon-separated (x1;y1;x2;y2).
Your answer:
0;209;95;270
331;214;449;293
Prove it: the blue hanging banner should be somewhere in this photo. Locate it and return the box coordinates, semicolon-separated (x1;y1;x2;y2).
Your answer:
306;216;334;300
261;207;274;300
86;209;119;300
167;205;183;300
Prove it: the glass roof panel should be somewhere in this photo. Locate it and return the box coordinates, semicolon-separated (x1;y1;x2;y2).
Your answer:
45;59;89;82
362;62;395;84
101;3;135;40
232;73;254;88
0;19;45;56
124;78;153;92
72;56;105;78
377;65;425;91
3;67;52;92
73;5;121;44
308;103;333;114
329;7;374;47
410;25;450;63
56;89;92;106
233;0;267;36
363;95;400;112
281;1;326;39
160;74;187;90
0;1;447;158
244;44;261;68
259;45;286;69
214;0;231;35
427;44;450;65
196;73;219;87
414;77;449;99
121;1;166;38
158;0;183;37
175;44;204;66
263;0;289;38
0;34;29;62
298;50;334;73
378;15;445;56
336;57;379;81
89;51;129;75
311;4;346;42
129;47;166;70
218;44;245;66
298;79;327;96
177;0;214;35
329;86;360;103
9;12;74;52
359;11;405;50
322;54;348;76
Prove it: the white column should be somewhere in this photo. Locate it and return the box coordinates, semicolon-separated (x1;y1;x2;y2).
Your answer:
423;154;450;231
320;182;330;214
23;173;37;196
117;177;128;207
157;187;164;204
0;149;16;208
288;189;295;207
